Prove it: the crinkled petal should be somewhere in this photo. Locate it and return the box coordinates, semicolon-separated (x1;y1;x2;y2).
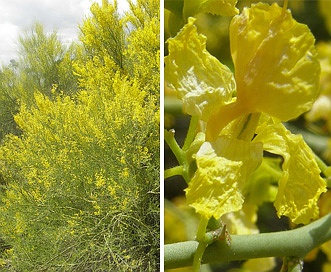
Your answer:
198;0;239;16
183;0;238;19
165;17;235;121
185;136;263;218
254;122;327;224
230;2;320;121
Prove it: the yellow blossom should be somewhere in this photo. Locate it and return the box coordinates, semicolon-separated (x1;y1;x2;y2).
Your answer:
165;17;235;121
207;2;320;141
186;136;263;219
166;2;325;224
254;120;327;224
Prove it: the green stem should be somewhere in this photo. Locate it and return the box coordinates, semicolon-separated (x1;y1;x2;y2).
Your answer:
314;154;331;188
192;216;209;272
196;216;209;241
164;97;183;115
183;116;199;151
164;166;184;179
164;213;331;270
192;242;208;272
164;129;186;165
260;158;283;180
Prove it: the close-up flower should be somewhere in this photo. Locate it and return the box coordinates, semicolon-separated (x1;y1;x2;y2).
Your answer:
165;1;331;271
165;2;326;225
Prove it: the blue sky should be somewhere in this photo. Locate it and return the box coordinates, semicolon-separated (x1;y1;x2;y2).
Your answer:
0;0;129;65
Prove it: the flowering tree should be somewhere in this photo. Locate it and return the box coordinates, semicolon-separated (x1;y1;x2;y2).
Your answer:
0;0;159;270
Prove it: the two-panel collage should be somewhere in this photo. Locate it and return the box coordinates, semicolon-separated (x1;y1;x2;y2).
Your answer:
0;0;331;271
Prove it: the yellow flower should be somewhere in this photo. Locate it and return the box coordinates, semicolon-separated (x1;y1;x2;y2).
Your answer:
166;3;326;224
95;170;106;188
121;167;130;178
165;17;235;121
186;136;263;219
253;119;326;224
207;2;320;141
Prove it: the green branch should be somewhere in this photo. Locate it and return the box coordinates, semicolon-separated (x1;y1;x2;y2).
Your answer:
164;129;186;166
164;213;331;270
164;97;183;116
164;166;184;179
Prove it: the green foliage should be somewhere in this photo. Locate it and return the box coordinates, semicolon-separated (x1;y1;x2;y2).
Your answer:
0;0;159;270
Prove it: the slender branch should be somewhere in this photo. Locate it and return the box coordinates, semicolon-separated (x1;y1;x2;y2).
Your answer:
164;129;186;166
164;128;191;182
314;155;331;188
164;213;331;270
182;116;199;151
164;97;183;115
192;216;209;272
164;166;184;179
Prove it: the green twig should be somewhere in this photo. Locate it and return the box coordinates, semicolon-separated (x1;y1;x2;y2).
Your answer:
192;216;209;272
164;129;186;165
183;116;199;151
164;213;331;270
315;154;331;186
164;166;184;179
164;97;183;115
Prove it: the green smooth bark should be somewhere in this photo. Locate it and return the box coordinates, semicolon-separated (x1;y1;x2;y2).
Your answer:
165;213;331;270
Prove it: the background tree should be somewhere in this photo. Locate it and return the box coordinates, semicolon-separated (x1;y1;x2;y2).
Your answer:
17;22;78;105
0;64;21;141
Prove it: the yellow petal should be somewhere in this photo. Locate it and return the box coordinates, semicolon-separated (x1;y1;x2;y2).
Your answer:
165;17;235;121
185;136;262;219
198;0;239;17
183;0;239;18
254;122;327;224
230;2;320;121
